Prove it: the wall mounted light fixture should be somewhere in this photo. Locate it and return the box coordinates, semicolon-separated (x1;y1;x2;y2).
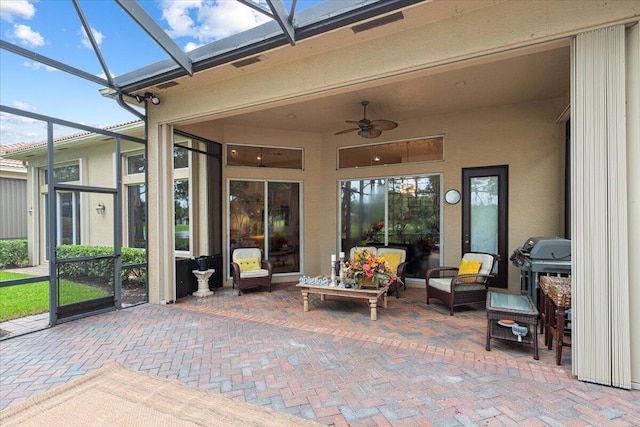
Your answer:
134;92;160;105
28;207;33;215
96;203;106;214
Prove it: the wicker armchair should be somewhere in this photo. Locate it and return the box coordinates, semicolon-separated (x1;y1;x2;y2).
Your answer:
230;248;273;296
376;247;407;298
425;252;500;315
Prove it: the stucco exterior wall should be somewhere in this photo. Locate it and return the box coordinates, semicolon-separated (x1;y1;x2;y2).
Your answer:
179;97;565;291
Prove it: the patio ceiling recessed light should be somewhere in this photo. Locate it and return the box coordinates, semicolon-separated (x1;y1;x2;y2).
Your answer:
455;81;467;88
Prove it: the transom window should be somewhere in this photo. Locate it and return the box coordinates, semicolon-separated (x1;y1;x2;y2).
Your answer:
338;135;444;169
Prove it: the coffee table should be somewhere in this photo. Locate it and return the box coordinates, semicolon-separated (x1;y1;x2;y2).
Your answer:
486;289;540;359
296;280;390;320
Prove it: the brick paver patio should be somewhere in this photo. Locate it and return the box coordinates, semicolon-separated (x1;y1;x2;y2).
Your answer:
1;283;638;426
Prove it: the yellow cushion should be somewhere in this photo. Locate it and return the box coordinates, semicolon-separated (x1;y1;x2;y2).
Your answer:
379;252;402;272
458;259;482;283
237;257;261;272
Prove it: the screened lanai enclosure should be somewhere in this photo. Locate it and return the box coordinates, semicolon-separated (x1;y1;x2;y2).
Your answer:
1;0;638;392
1;0;420;329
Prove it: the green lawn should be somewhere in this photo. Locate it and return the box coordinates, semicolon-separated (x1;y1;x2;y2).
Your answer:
0;271;109;322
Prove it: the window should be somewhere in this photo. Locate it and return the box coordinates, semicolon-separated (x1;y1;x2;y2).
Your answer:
339;174;441;279
173;144;191;253
124;152;146;249
43;163;80;184
127;184;146;249
338;135;444;169
226;144;303;169
228;180;301;275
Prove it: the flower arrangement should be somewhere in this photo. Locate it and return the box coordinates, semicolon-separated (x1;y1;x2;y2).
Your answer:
342;248;399;287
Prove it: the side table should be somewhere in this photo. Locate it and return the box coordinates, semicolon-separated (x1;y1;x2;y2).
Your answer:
486;290;539;360
192;269;215;297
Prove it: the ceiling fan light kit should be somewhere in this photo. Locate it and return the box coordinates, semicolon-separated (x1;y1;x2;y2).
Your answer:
336;101;398;138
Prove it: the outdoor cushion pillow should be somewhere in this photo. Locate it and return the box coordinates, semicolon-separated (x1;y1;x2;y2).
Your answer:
237;257;261;272
458;259;482;283
379;252;402;272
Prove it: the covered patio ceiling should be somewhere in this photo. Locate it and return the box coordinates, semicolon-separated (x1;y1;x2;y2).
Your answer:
179;40;570;136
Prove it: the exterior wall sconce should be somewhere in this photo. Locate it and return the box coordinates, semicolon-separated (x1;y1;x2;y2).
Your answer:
134;92;160;105
96;203;106;214
28;207;33;215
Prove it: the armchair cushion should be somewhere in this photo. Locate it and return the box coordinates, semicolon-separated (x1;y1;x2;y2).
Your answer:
240;268;269;278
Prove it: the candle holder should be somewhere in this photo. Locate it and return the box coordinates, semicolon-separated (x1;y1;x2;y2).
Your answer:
338;253;345;286
330;259;337;287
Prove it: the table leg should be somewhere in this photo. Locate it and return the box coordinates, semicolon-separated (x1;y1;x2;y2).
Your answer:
369;298;378;320
556;305;565;365
302;292;309;312
545;296;552;349
533;320;539;360
320;294;325;302
485;319;491;351
382;292;388;309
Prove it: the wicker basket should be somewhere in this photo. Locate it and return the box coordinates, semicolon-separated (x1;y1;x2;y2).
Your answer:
358;276;380;289
540;276;571;307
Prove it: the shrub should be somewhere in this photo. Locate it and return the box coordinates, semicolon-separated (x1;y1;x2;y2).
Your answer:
56;245;146;284
0;240;29;269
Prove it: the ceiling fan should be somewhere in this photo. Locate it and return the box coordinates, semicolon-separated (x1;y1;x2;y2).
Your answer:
335;101;398;138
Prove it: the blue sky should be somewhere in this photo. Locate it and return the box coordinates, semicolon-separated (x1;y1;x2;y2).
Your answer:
0;0;317;146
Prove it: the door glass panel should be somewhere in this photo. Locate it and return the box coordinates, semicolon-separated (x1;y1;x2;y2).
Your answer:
470;176;498;254
340;179;386;248
340;175;441;279
58;192;80;245
174;179;190;251
127;184;146;248
267;182;300;273
229;181;265;254
388;176;440;277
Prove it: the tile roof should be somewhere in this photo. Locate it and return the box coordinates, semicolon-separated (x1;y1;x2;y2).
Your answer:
0;145;27;170
3;120;143;155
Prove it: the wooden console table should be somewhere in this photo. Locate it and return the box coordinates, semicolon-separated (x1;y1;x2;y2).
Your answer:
296;281;390;320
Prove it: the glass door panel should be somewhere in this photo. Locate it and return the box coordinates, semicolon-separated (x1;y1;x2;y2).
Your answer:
267;182;300;273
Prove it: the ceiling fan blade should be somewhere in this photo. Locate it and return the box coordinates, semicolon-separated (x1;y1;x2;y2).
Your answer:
335;127;360;135
370;120;398;131
345;120;361;125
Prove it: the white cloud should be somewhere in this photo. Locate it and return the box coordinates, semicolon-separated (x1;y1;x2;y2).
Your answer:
12;100;33;110
80;26;105;49
23;60;58;72
161;0;270;43
0;0;36;23
184;41;202;52
12;23;44;47
0;111;45;146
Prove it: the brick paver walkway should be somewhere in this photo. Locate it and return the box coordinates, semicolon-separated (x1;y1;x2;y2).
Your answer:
1;283;638;426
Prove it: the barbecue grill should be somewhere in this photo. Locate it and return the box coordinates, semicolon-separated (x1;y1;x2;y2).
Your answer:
510;237;571;308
